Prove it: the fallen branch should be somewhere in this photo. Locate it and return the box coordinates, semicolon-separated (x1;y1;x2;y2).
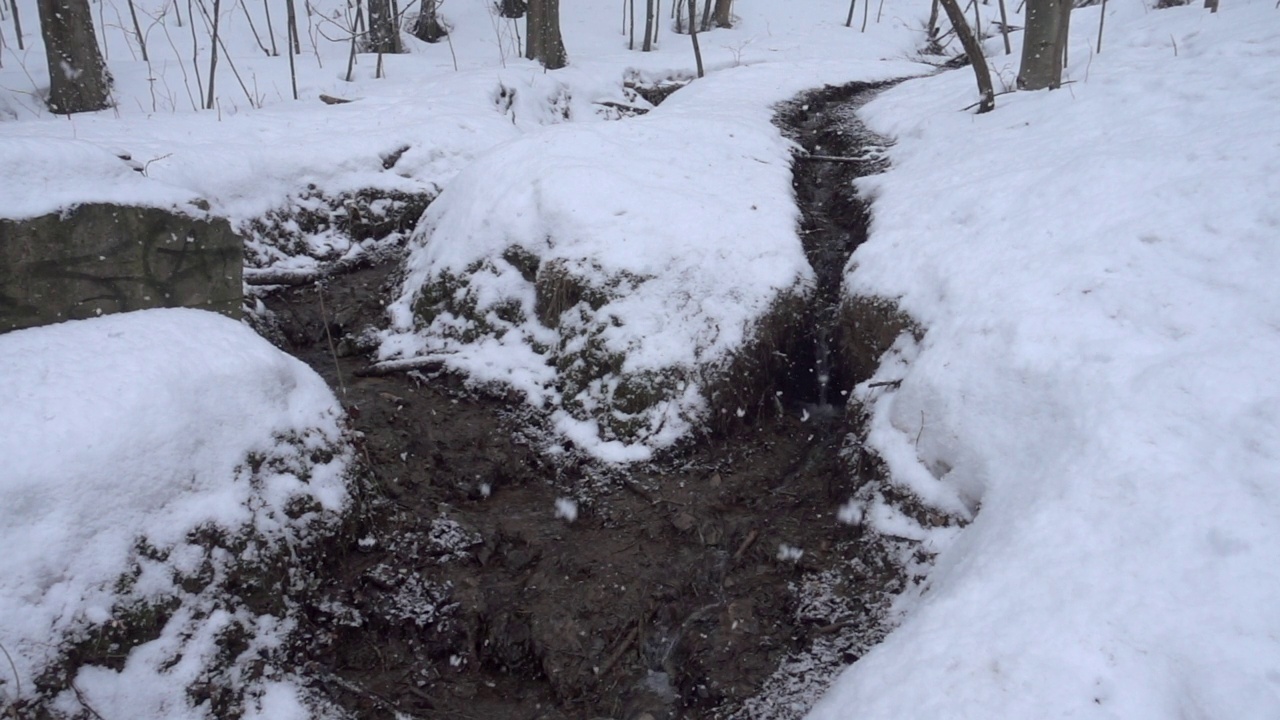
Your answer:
732;528;759;561
594;100;649;115
795;153;872;164
354;355;449;377
319;93;355;104
243;267;329;286
598;625;639;676
243;251;385;286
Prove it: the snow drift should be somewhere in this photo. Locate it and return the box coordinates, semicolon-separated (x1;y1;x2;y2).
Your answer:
0;309;354;718
809;2;1280;718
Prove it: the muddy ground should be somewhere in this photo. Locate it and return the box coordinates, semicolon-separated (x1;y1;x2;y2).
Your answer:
252;82;914;720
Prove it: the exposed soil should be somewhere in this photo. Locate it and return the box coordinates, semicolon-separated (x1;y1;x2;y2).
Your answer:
251;81;911;720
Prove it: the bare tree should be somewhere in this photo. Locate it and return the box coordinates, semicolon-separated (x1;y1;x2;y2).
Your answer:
9;0;25;50
1017;0;1071;89
366;0;401;53
642;0;655;50
526;0;565;68
686;0;703;76
938;0;994;112
37;0;111;113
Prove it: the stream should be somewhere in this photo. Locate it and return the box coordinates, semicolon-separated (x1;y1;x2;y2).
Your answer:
257;80;908;720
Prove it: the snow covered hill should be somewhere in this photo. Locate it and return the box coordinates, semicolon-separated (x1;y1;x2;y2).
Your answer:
0;309;353;717
810;2;1280;718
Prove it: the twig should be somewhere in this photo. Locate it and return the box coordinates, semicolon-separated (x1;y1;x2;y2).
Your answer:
0;639;20;706
317;286;349;399
732;528;759;560
313;668;430;719
866;378;902;389
70;680;107;720
598;626;639;676
796;153;871;164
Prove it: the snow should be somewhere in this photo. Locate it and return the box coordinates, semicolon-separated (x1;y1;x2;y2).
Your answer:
555;497;579;523
0;309;352;716
2;0;1279;716
808;2;1280;719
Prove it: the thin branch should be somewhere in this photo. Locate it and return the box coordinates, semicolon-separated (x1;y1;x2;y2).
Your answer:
354;355;450;377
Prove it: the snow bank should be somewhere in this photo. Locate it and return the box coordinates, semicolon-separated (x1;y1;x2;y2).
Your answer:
0;137;201;220
810;2;1280;718
0;309;352;718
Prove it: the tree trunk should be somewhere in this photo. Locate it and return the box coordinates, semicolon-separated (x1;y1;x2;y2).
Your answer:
286;0;300;54
205;0;221;109
285;0;298;97
938;0;994;112
642;0;654;50
687;0;703;76
926;0;940;45
126;0;148;61
526;0;566;69
366;0;401;53
37;0;111;113
700;0;712;31
1017;0;1071;89
713;0;731;27
10;0;26;50
412;0;446;42
499;0;526;18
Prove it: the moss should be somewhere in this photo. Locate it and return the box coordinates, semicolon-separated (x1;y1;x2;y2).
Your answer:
702;288;812;434
243;187;435;267
502;245;541;283
836;295;921;385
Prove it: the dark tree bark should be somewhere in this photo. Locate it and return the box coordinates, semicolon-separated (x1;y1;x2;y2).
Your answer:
1017;0;1071;89
37;0;111;113
938;0;994;112
285;0;298;97
286;0;300;53
263;0;278;55
926;0;941;46
412;0;446;42
642;0;655;50
205;0;221;109
366;0;401;53
526;0;566;68
499;0;527;18
712;0;731;27
687;0;703;76
10;0;26;50
126;0;148;61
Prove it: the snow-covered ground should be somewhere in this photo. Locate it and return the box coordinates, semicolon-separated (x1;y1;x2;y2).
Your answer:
3;0;1279;716
810;2;1280;718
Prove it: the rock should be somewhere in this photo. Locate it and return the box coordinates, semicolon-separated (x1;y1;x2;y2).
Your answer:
671;512;697;533
0;203;241;332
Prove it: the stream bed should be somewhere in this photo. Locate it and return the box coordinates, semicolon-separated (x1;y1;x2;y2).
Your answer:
256;80;912;720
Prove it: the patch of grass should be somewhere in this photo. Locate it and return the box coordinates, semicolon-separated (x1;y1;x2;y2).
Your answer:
836;294;922;386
